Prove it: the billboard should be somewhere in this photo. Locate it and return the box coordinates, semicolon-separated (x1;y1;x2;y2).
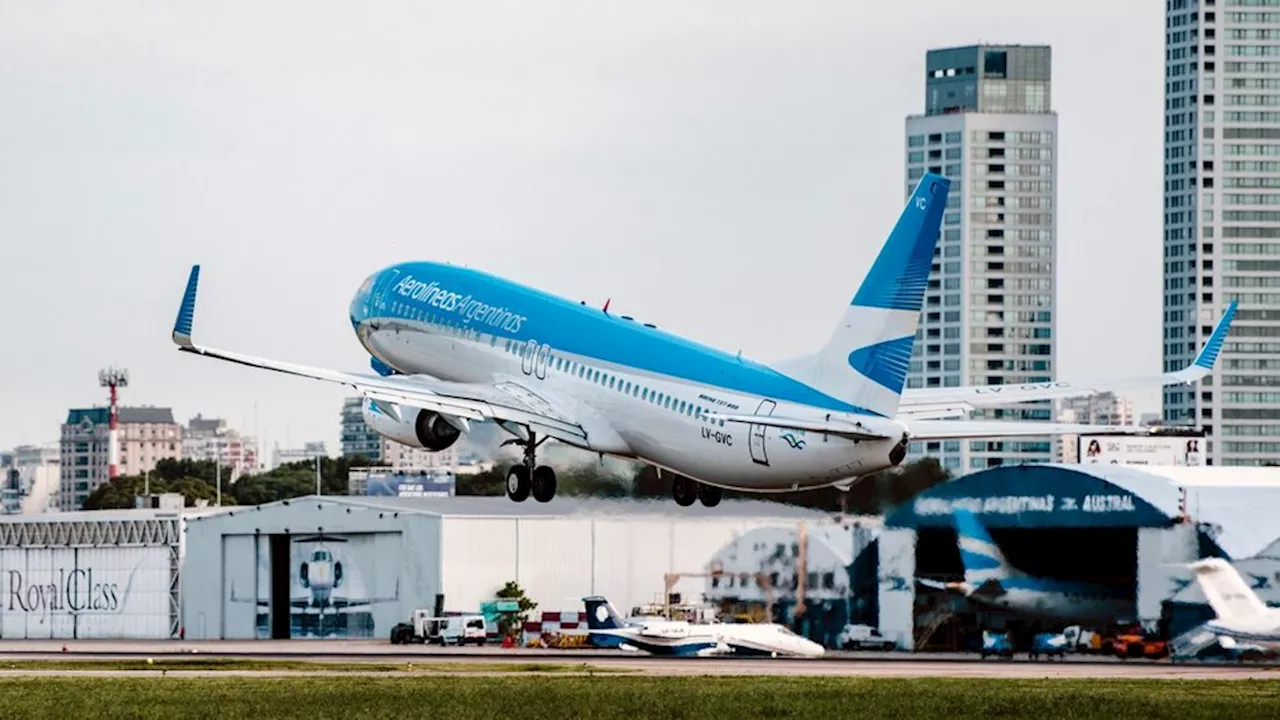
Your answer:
0;547;173;639
1079;434;1205;467
365;470;454;497
233;532;403;640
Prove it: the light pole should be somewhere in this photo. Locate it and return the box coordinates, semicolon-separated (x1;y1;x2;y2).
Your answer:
214;436;224;507
315;453;322;496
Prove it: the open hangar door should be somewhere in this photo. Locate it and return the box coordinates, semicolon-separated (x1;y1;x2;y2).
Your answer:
221;531;404;640
912;525;1139;652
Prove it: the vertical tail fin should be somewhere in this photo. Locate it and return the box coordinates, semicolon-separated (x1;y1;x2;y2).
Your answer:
953;508;1017;586
1189;558;1269;622
583;596;626;630
773;173;950;417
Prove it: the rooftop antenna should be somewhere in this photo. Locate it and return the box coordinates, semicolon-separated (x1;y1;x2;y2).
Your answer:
602;298;611;314
98;367;129;480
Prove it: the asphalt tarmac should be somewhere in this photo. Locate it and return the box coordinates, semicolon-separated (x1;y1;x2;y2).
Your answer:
0;640;1275;679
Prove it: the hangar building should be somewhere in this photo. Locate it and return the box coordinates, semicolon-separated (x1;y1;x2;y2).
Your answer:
0;506;219;640
878;464;1280;651
180;495;836;641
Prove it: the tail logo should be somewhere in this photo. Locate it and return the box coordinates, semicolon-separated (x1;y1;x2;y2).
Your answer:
594;605;609;623
781;433;806;450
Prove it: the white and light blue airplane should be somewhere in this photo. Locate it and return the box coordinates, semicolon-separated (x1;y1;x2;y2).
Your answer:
582;596;824;658
917;508;1134;624
171;172;1233;507
1172;558;1280;657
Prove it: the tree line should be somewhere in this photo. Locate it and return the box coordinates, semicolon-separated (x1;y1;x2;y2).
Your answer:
81;455;383;510
85;454;949;516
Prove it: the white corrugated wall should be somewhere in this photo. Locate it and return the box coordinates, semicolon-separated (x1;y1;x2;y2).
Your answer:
439;515;811;617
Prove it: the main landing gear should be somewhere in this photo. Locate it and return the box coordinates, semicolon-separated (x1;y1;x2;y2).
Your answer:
504;431;556;503
671;476;721;508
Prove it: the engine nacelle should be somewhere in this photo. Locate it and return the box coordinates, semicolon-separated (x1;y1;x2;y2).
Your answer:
361;401;462;452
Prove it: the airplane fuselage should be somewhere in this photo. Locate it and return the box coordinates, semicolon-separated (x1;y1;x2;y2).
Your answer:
1204;618;1280;651
975;583;1132;624
349;262;907;492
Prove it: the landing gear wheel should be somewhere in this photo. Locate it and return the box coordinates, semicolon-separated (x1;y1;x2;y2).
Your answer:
531;465;557;503
506;465;531;502
672;477;697;507
697;483;722;507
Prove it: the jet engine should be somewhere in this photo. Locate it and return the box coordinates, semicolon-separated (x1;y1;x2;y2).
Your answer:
361;401;462;452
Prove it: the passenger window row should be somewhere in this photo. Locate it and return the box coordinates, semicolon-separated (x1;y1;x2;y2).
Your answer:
501;339;726;427
390;301;727;428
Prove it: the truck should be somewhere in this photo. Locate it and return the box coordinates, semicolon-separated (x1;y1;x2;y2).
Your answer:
390;610;488;646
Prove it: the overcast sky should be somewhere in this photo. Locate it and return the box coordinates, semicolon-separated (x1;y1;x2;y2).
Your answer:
0;1;1165;455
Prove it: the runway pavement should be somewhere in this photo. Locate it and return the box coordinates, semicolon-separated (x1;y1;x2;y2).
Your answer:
0;640;1275;679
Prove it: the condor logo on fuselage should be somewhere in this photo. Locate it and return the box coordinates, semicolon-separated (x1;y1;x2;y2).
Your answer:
702;428;732;446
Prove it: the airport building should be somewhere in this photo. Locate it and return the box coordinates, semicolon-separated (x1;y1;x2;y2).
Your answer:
1162;4;1280;465
0;506;220;639
903;44;1059;473
877;464;1280;651
179;496;838;641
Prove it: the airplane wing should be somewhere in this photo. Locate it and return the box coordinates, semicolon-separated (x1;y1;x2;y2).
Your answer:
170;266;588;446
900;419;1145;441
707;412;1147;442
898;302;1237;419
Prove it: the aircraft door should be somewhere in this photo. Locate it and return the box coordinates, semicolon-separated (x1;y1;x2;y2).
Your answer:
534;344;551;379
521;340;537;375
749;399;777;466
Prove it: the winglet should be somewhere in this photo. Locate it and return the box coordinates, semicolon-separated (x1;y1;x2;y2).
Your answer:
1193;301;1237;370
172;265;200;349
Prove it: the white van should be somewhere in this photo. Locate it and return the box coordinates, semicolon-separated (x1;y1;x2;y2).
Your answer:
427;614;488;646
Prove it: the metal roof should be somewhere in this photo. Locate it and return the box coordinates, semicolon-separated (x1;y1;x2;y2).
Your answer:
64;407;177;425
1071;465;1280;559
886;464;1280;560
0;506;227;524
222;495;836;521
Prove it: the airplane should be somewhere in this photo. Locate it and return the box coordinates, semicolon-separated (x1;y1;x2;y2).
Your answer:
917;508;1133;624
169;171;1233;507
230;535;400;618
582;596;824;658
1171;558;1280;658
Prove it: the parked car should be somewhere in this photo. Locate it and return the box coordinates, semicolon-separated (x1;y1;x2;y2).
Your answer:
837;624;896;650
980;631;1013;659
1029;632;1067;660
